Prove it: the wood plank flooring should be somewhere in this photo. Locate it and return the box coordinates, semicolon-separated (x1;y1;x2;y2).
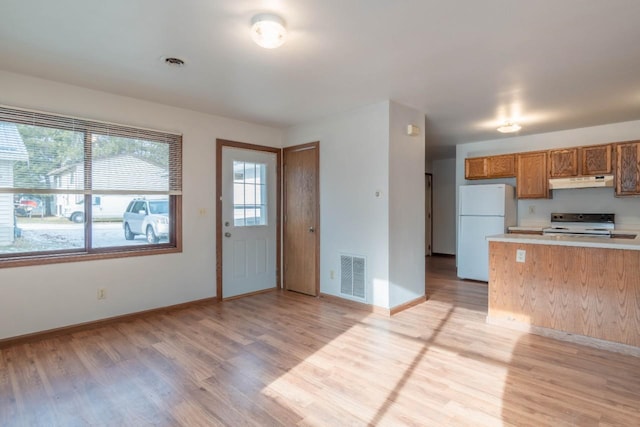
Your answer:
1;256;639;426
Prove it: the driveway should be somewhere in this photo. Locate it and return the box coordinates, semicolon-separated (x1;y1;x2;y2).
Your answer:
10;220;165;253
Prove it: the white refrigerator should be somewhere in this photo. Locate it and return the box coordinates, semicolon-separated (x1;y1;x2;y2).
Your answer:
458;184;516;281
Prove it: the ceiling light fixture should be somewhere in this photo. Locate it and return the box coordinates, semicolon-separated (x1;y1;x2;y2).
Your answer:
251;13;287;49
497;122;522;133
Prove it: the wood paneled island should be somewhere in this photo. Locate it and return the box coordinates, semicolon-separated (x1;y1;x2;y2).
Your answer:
487;234;640;354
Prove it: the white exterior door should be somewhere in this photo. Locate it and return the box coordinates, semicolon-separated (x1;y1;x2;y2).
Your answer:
221;147;277;298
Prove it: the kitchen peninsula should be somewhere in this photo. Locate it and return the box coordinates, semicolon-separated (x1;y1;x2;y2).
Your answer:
486;233;640;354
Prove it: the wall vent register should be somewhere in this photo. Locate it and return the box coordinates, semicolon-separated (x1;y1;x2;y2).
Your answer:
340;254;365;299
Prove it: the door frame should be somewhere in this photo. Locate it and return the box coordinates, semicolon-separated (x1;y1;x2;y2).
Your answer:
282;141;320;296
216;139;281;302
425;172;433;256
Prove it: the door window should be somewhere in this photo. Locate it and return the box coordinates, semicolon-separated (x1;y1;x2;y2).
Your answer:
233;161;267;226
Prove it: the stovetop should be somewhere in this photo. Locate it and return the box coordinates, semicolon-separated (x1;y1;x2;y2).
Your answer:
542;213;615;237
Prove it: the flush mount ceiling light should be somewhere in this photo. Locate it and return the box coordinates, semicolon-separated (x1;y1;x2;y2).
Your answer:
251;13;287;49
497;122;522;133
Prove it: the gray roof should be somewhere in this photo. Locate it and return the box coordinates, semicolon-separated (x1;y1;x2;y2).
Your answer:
49;154;168;192
0;121;28;161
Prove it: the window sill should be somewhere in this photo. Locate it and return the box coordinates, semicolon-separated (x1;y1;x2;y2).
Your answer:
0;245;182;269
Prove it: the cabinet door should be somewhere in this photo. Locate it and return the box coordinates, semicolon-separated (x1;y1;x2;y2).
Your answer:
581;144;612;175
615;142;640;196
465;157;488;179
549;148;578;177
488;154;516;178
516;151;549;199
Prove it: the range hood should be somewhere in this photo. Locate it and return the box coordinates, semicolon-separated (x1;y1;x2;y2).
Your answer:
548;175;614;190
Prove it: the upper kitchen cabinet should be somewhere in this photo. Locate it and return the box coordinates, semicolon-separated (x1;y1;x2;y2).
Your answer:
549;144;612;177
465;154;515;180
580;144;612;175
615;141;640;196
488;154;516;178
549;148;578;177
516;151;549;199
465;157;488;179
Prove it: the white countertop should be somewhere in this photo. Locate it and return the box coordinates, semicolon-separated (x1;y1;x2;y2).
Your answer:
488;231;640;250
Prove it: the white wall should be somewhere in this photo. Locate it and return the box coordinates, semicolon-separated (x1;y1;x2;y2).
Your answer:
284;100;426;310
0;70;283;340
284;102;391;308
388;102;425;308
456;120;640;234
432;158;456;254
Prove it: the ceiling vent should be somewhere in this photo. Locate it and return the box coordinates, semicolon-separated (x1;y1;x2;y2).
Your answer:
163;57;185;67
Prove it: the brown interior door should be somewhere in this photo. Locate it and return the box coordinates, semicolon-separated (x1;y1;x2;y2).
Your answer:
283;142;319;296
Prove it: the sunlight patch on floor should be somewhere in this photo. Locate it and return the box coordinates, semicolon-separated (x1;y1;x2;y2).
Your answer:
261;317;423;424
260;296;526;425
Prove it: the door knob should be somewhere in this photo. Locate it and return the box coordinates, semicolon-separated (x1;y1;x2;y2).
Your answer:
224;232;232;238
309;227;315;233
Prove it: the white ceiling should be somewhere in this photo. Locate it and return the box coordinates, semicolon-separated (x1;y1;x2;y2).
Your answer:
1;1;640;158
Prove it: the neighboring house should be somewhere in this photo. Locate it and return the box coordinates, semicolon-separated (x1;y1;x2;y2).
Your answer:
48;154;168;219
0;122;28;246
0;122;29;246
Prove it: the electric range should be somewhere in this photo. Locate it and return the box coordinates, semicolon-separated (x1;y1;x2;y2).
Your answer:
542;213;615;238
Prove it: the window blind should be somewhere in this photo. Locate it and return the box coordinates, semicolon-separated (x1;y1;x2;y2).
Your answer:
0;105;182;197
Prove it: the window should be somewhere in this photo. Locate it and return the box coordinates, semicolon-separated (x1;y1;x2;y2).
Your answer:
233;161;267;226
0;106;182;267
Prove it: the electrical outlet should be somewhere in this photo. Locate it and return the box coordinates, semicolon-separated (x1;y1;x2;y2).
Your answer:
516;249;526;263
330;270;335;280
528;205;536;214
97;288;107;300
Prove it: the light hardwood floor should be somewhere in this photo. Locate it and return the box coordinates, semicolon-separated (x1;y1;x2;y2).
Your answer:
1;256;639;426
